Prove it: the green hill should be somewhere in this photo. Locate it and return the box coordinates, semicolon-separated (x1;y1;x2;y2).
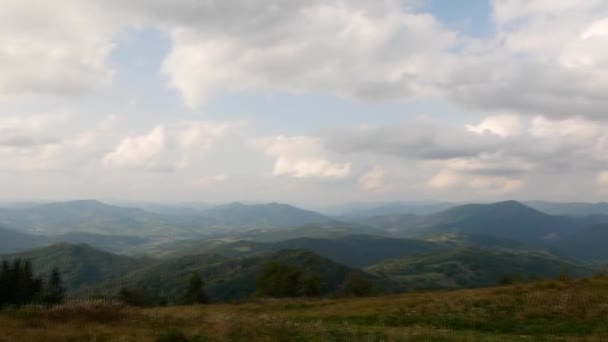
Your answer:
155;235;443;268
0;227;45;254
553;224;608;263
363;201;577;245
197;202;333;228
366;247;591;290
92;249;389;303
2;244;150;290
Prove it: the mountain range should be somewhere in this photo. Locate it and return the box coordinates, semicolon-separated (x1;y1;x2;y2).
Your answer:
2;198;608;304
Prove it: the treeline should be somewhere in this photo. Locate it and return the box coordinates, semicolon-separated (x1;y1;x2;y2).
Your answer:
0;259;65;308
119;261;376;307
254;261;377;298
119;273;208;307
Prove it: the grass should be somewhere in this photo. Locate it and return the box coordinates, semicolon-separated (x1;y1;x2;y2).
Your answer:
2;276;608;341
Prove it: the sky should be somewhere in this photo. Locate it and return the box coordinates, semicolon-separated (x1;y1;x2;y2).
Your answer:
1;0;608;206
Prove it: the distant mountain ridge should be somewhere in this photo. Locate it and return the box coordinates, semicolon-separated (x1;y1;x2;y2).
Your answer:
361;201;578;244
0;200;334;238
197;202;332;228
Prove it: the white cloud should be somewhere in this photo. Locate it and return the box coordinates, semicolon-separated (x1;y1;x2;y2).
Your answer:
103;126;168;170
359;167;386;191
159;1;458;106
531;116;600;138
257;136;351;179
467;114;522;137
0;1;119;96
103;121;239;171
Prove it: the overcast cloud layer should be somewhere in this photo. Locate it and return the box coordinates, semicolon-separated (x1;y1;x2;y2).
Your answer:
1;0;608;205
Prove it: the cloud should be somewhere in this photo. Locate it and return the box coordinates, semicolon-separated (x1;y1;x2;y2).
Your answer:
328;119;502;160
157;1;458;106
466;114;522;137
358;167;387;191
444;1;608;119
103;126;168;170
256;136;351;179
598;171;608;186
0;1;118;96
326;114;608;196
103;121;239;171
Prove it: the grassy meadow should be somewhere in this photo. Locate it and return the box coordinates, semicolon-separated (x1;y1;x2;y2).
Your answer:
2;275;608;341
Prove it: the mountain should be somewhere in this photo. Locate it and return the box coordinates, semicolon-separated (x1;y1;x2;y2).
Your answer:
0;200;335;240
553;224;608;263
151;235;443;268
2;244;150;290
337;201;454;219
89;249;389;303
423;232;528;250
0;200;207;237
362;201;578;245
0;227;45;254
198;202;332;228
526;201;608;216
366;247;592;290
50;232;151;254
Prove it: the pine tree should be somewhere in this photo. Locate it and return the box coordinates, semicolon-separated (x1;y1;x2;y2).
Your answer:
43;268;65;305
181;273;208;305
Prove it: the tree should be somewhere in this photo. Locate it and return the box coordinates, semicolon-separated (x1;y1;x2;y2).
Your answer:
338;272;375;298
0;259;44;307
255;261;322;298
181;273;208;305
43;268;65;305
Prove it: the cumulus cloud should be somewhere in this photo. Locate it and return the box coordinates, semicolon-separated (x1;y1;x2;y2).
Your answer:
328;119;502;160
0;1;119;96
103;121;240;171
326;114;608;195
0;111;68;147
256;136;351;179
445;0;608;119
466;115;522;137
158;1;457;106
359;167;386;191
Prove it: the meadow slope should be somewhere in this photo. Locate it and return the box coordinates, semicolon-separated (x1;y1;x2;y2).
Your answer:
1;275;608;341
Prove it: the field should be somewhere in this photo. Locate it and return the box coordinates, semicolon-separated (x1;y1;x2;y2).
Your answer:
1;276;608;341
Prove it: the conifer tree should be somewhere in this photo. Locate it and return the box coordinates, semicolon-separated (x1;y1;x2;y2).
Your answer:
43;267;65;305
181;273;208;304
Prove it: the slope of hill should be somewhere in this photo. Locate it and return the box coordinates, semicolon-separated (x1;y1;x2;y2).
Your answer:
366;247;591;290
362;201;578;244
553;224;608;263
50;232;151;254
0;227;45;254
526;201;608;216
4;274;608;340
198;202;332;228
158;235;444;268
337;201;454;219
2;244;150;290
91;249;388;302
0;200;207;237
0;200;335;240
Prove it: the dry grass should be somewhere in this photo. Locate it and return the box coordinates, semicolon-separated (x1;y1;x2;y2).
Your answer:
2;277;608;341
